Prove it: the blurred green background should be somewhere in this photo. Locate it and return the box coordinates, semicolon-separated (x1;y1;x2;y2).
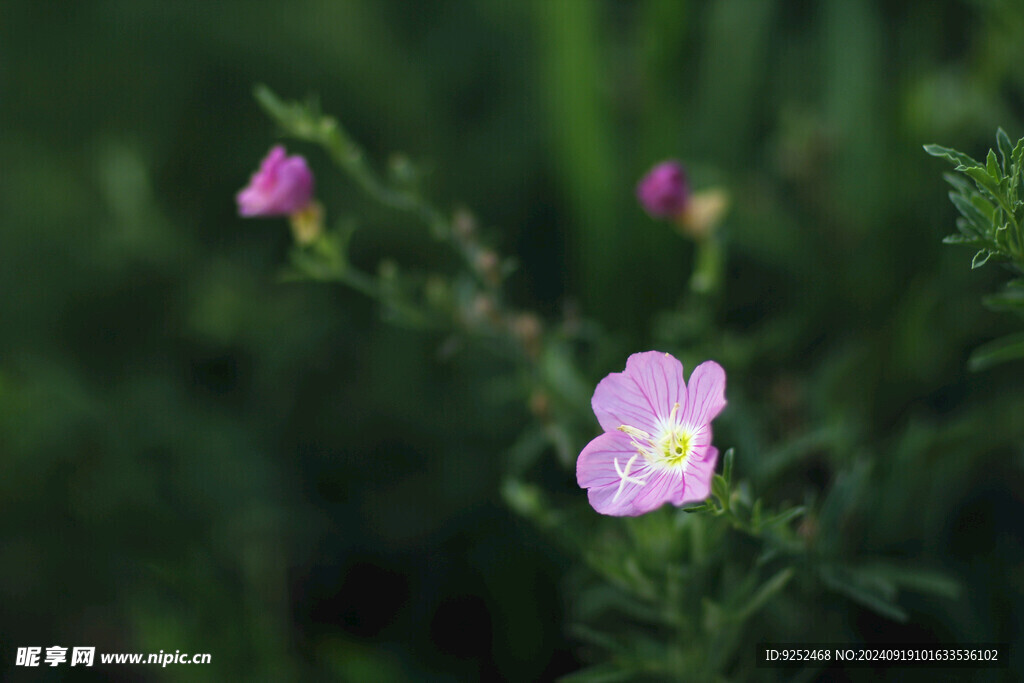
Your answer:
2;0;1024;680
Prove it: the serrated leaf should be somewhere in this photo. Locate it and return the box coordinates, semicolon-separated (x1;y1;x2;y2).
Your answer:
968;332;1024;371
971;249;993;268
923;144;980;168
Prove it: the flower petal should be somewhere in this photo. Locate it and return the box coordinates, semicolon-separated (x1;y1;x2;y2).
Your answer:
577;431;654;516
592;351;685;434
688;424;712;458
630;469;683;515
682;360;726;427
672;447;718;505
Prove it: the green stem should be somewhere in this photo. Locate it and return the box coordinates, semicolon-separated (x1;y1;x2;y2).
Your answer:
689;236;723;295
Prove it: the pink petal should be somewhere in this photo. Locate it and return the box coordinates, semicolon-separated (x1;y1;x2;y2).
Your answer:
630;469;683;515
689;424;712;457
592;351;685;434
576;431;638;489
577;431;653;516
671;447;718;505
682;360;726;427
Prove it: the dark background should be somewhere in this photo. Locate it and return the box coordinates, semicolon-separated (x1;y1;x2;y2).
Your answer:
2;1;1023;680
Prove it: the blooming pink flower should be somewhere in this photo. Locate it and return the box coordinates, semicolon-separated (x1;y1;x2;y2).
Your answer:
576;351;726;516
636;160;689;219
236;145;314;217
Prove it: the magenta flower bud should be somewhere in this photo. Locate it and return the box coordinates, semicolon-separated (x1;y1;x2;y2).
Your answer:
636;160;689;219
236;145;314;217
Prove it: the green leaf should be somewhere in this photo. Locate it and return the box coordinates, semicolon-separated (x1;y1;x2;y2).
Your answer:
761;505;805;528
971;249;993;268
986;148;1001;180
969;193;998;222
948;193;988;233
711;474;729;506
962;166;1000;198
968;332;1024;371
819;566;907;623
943;171;973;195
735;567;795;621
856;561;960;599
923;144;980;168
983;287;1024;312
558;663;636;683
723;447;734;485
942;234;983;246
997;128;1014;173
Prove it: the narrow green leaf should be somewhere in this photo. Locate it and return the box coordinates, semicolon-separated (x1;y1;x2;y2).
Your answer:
997;128;1014;173
983;149;999;180
923;144;980;168
762;505;805;528
943;171;973;195
735;567;795;621
820;567;908;623
948;193;988;232
558;663;636;683
723;447;734;485
971;249;993;269
942;234;983;246
968;332;1024;371
986;149;1001;180
856;562;960;599
711;474;729;505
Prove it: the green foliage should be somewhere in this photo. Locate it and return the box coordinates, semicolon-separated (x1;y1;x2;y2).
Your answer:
265;87;977;680
928;129;1024;368
4;2;1024;681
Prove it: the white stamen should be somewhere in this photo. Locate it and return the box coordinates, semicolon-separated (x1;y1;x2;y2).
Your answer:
617;424;652;441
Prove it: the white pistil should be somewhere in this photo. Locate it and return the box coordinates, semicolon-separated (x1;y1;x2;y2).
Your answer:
613;454;647;502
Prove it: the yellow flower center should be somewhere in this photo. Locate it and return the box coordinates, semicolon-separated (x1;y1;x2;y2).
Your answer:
617;402;695;472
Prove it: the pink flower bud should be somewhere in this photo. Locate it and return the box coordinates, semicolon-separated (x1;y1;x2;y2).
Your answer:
236;145;314;217
636;160;689;219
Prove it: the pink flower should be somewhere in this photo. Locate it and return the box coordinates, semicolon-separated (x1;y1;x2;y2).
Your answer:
576;351;726;516
636;160;689;219
236;145;314;217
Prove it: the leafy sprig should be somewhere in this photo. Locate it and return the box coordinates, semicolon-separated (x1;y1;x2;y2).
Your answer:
926;129;1024;369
